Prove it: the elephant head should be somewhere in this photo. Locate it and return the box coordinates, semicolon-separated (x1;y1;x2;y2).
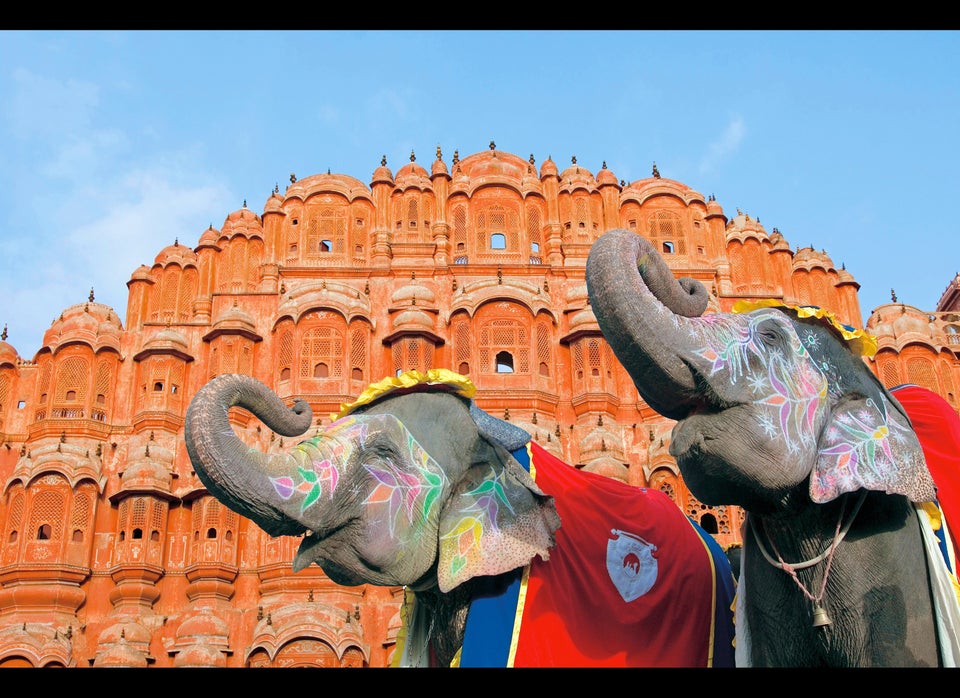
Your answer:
585;228;935;516
185;370;560;594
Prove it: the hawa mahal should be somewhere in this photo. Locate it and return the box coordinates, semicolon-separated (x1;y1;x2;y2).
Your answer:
0;144;957;667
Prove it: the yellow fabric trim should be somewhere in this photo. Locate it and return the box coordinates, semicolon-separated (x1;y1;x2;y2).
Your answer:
508;564;532;668
921;500;944;531
390;587;416;667
690;518;719;668
334;368;477;420
732;299;878;358
506;442;537;668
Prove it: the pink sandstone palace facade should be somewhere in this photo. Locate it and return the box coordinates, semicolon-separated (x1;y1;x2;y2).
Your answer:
0;144;957;667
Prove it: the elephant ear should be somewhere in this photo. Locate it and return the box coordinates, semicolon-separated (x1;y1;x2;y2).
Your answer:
811;392;936;504
436;438;560;593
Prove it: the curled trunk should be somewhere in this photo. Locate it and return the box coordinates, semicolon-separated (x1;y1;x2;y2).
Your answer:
586;229;710;420
185;373;313;536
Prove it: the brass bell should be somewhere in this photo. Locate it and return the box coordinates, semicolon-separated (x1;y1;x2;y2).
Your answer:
812;605;832;628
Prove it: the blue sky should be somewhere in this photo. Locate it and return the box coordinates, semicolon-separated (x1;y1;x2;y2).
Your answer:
0;30;957;359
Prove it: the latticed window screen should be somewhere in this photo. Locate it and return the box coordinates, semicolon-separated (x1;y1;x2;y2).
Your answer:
407;198;418;228
178;267;198;318
71;491;91;536
0;374;8;414
527;206;542;255
812;274;828;308
300;327;344;378
452;206;467;255
37;360;51;397
277;329;294;378
942;365;956;400
453;320;471;373
479;319;529;373
30;489;65;541
306;208;346;256
132;497;147;529
536;321;551;376
56;355;88;402
575;198;589;235
572;341;584;380
350;328;366;379
95;359;111;403
793;274;811;304
907;358;938;392
646;211;686;254
3;490;23;543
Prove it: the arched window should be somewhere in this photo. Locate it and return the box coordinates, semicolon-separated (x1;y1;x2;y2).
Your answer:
491;233;506;250
496;351;514;373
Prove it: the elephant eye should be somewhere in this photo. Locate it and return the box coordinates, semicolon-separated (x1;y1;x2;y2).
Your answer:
754;320;783;347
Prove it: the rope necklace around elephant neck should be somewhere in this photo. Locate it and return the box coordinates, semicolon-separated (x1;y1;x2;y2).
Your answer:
749;490;868;629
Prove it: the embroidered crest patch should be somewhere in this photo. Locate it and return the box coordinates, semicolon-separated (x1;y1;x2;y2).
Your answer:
606;529;658;602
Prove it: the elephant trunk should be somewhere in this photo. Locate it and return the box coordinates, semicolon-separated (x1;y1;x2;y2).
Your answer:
586;229;710;420
185;374;314;537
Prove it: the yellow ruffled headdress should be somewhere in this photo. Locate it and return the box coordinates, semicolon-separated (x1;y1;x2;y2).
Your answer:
732;299;878;358
334;368;476;420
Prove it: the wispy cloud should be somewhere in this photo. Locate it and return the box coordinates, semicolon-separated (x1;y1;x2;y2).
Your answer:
698;115;745;175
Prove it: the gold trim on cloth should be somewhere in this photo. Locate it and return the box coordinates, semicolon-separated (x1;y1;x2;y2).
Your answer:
732;299;879;358
334;369;477;420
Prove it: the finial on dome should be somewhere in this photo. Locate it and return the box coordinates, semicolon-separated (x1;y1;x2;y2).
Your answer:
453;149;459;164
489;140;496;150
1;325;6;341
89;287;95;302
410;150;415;162
652;162;660;178
571;155;577;165
891;288;898;302
327;168;331;175
620;179;626;186
274;183;279;194
290;173;297;183
436;145;442;160
381;155;387;166
529;153;535;164
602;161;607;169
243;199;247;208
174;238;178;246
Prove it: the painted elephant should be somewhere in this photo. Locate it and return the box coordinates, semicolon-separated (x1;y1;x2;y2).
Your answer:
184;369;736;667
585;227;960;667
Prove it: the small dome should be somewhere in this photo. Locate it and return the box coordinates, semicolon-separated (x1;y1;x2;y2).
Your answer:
44;301;123;351
793;246;834;271
395;152;432;190
173;641;227;668
390;281;436;306
581;456;629;482
120;456;172;492
211;303;257;334
559;157;595;189
892;305;934;337
129;264;152;282
197;225;220;248
143;326;189;353
0;338;18;367
596;162;619;186
392;308;435;333
431;148;449;177
154;240;198;267
220;205;263;239
539;157;559;179
724;210;770;242
579;425;625;461
263;188;284;214
706;196;724;217
371;156;395;186
177;612;230;640
98;620;152;646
